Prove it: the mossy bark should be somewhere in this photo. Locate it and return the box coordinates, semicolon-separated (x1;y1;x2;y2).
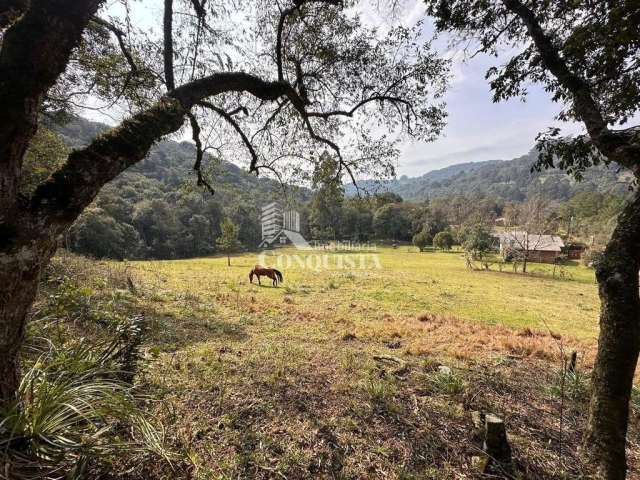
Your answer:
586;190;640;480
0;236;56;406
0;97;186;407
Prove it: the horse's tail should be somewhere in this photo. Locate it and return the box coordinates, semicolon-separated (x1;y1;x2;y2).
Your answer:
273;269;283;283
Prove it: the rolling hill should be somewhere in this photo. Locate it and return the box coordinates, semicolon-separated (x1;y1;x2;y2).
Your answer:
50;116;309;258
346;150;631;201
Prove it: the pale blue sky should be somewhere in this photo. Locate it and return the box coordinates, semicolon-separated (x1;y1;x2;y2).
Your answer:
398;51;583;176
359;1;584;176
97;0;585;178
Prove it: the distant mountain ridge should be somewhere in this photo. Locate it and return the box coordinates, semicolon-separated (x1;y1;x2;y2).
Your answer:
53;116;630;207
347;150;631;202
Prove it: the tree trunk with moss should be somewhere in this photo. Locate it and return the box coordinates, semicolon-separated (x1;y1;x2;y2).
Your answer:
586;191;640;480
0;102;185;408
0;249;46;405
0;0;104;407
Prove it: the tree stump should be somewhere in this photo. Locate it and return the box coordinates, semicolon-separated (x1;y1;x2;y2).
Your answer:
484;414;512;464
472;412;513;475
483;413;513;475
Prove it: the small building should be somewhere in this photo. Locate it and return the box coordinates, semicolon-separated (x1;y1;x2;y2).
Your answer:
564;243;586;260
259;202;308;249
498;231;565;264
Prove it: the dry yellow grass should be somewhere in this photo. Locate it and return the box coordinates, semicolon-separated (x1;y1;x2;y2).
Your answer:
68;247;636;479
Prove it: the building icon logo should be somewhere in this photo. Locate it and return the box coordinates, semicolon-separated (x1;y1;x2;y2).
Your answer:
258;202;310;249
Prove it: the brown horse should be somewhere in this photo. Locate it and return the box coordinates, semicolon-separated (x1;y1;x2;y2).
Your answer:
249;265;283;287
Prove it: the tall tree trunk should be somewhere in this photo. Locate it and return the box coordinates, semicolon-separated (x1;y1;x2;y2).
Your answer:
0;234;56;407
586;190;640;480
227;255;231;267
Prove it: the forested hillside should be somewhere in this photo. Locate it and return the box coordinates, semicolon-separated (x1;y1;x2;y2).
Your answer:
53;117;309;259
53;117;629;259
348;150;632;201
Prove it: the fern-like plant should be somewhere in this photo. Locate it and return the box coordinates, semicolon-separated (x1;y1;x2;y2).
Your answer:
0;339;168;479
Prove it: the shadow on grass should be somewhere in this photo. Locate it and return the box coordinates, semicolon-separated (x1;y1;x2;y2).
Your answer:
142;303;249;350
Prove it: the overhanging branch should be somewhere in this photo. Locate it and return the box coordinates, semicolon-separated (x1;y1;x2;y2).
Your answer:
29;71;307;224
198;100;259;172
307;95;410;119
501;0;607;138
187;112;215;194
501;0;640;173
30;97;186;231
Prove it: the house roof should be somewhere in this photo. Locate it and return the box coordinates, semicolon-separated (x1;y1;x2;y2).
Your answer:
498;231;565;252
259;229;311;249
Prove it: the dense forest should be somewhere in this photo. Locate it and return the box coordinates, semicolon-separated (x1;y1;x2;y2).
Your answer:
52;117;628;260
347;150;631;202
50;117;309;259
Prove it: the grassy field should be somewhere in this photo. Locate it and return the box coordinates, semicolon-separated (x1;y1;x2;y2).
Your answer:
130;246;600;340
37;248;639;479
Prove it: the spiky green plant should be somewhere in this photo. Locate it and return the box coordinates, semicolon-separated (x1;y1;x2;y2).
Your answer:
548;368;591;402
1;342;168;479
430;369;466;395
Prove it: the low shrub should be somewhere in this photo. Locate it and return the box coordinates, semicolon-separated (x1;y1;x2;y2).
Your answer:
548;369;591;402
430;368;465;395
4;256;171;479
0;340;169;479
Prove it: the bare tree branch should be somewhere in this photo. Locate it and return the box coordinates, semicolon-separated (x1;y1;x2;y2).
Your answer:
163;0;175;90
187;112;215;194
171;71;305;110
198;100;259;172
251;99;289;143
307;95;411;119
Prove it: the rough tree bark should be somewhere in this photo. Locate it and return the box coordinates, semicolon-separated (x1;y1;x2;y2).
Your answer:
0;0;103;211
499;1;640;477
0;0;105;407
0;240;55;403
586;190;640;480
